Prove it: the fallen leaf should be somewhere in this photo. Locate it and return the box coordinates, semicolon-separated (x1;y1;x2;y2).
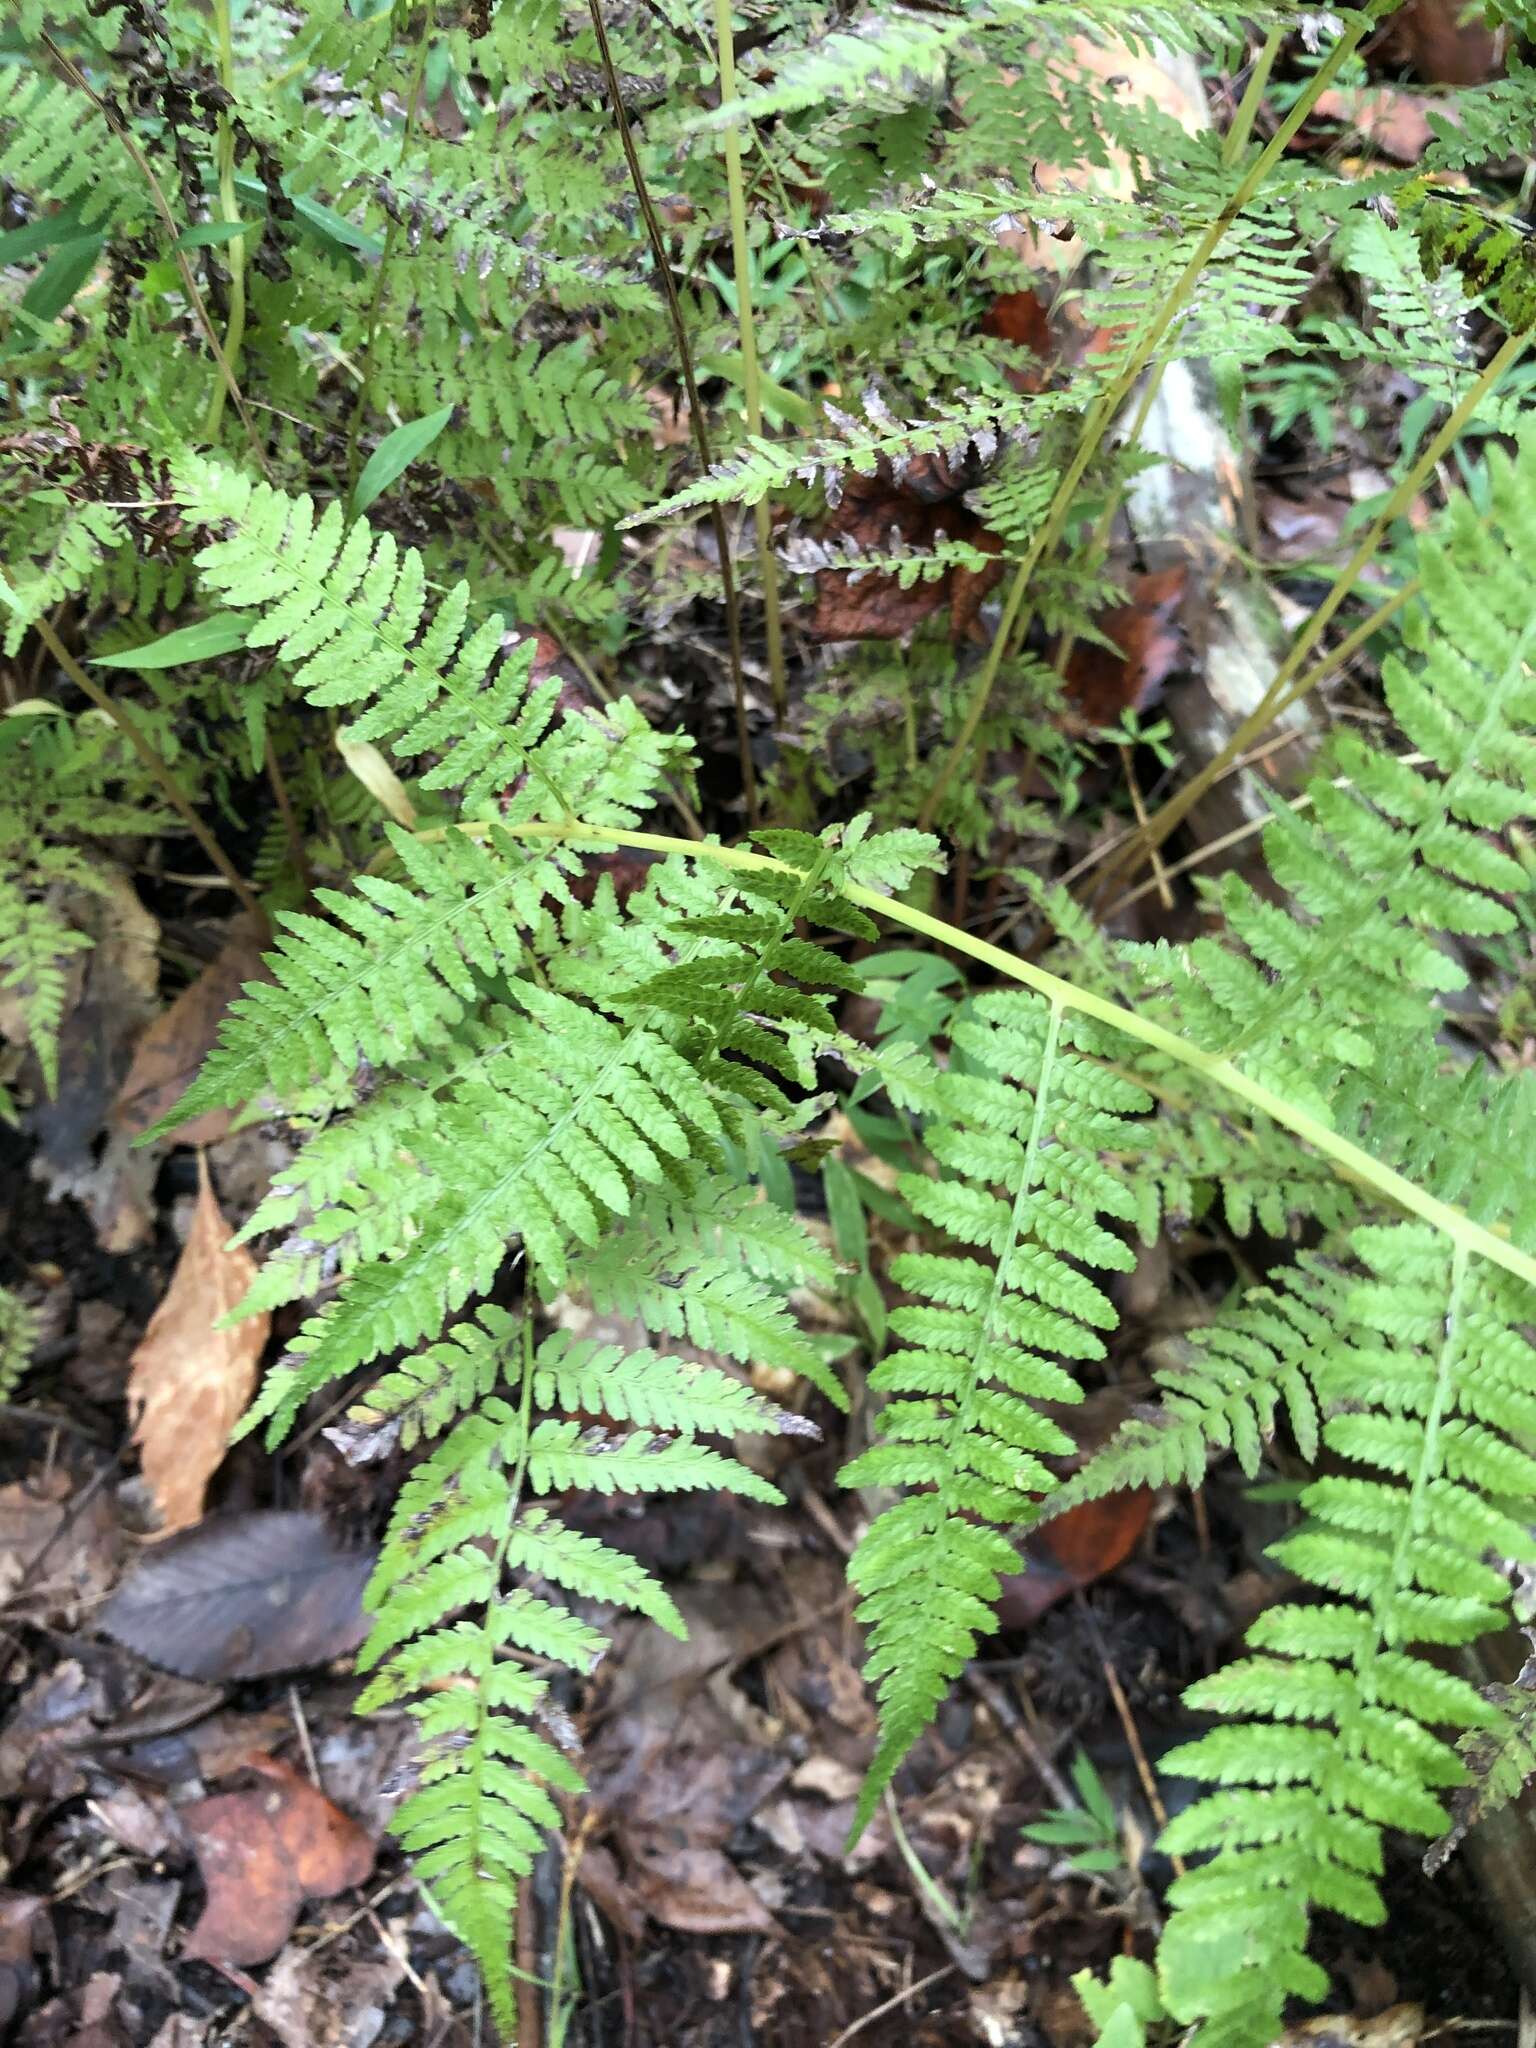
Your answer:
1312;85;1439;163
0;1469;120;1621
111;919;271;1146
0;1660;107;1805
1063;566;1189;726
181;1754;375;1966
1377;0;1502;85
100;1509;373;1680
253;1944;405;2048
126;1156;270;1533
996;1491;1155;1631
621;1837;780;1937
0;1891;49;2033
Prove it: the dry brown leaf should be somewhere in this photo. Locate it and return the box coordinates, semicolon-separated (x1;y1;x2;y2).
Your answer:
112;919;271;1147
127;1156;269;1534
181;1754;375;1966
1312;85;1439;163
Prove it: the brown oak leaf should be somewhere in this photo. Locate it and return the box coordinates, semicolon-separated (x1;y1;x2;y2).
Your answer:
127;1156;269;1534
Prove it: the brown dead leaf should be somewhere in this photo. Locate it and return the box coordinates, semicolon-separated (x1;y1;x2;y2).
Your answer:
111;918;270;1146
1312;85;1439;163
621;1837;779;1937
997;1491;1155;1630
805;452;1003;644
0;1469;120;1621
100;1509;373;1681
181;1754;375;1966
252;1944;405;2048
1377;0;1502;85
126;1155;269;1534
1063;566;1189;726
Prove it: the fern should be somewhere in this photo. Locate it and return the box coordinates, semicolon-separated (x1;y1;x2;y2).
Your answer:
1151;1232;1536;2046
841;990;1147;1833
0;1286;38;1402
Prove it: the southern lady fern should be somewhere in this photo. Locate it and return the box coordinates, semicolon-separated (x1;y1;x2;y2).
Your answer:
9;1;1536;2039
843;993;1148;1834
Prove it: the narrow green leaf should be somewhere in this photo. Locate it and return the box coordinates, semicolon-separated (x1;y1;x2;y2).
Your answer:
352;405;455;515
176;218;256;251
19;236;104;325
91;614;253;669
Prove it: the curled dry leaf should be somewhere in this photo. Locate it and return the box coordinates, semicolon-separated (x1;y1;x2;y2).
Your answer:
127;1157;269;1534
181;1754;375;1967
112;918;271;1147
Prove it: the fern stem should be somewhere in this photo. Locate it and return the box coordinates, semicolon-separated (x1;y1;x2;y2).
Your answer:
712;0;787;722
1222;22;1285;168
435;816;1536;1293
39;33;269;479
1397;1243;1467;1566
587;0;758;825
203;0;247;441
917;8;1372;833
31;614;268;930
1096;322;1533;897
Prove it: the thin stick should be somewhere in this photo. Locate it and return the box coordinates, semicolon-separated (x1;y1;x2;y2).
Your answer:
31;615;268;929
827;1965;957;2048
917;12;1373;833
344;24;432;493
41;34;268;477
424;815;1536;1292
1096;328;1529;897
712;0;787;720
1074;1592;1185;1876
204;0;247;438
587;0;758;823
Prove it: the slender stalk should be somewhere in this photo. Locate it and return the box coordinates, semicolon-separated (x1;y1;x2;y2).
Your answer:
712;0;786;719
41;33;269;477
1094;325;1530;898
32;615;268;930
587;0;758;823
917;10;1372;833
204;0;247;439
344;24;432;492
423;814;1536;1294
1222;22;1285;167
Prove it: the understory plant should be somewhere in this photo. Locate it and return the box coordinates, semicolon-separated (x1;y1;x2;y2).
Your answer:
5;0;1536;2040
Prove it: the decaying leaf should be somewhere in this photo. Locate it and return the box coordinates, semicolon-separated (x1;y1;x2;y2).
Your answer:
100;1509;373;1681
1063;566;1189;727
126;1156;269;1533
111;919;271;1146
181;1754;375;1966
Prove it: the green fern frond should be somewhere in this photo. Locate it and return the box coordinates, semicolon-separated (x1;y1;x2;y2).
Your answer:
1145;1231;1536;2045
841;991;1148;1835
0;1286;38;1401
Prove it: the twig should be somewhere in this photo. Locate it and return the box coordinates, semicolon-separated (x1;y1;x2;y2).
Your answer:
30;615;268;931
826;1965;957;2048
586;0;758;824
1074;1592;1186;1878
40;33;269;477
963;1666;1077;1811
711;0;787;721
288;1683;322;1788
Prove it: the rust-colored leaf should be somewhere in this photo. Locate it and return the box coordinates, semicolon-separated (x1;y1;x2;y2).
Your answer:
806;454;1003;644
181;1755;375;1966
995;1490;1154;1630
111;919;271;1146
1377;0;1502;85
1063;565;1189;726
126;1157;269;1534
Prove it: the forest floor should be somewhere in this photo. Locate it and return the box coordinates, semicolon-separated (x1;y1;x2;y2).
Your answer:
3;5;1535;2045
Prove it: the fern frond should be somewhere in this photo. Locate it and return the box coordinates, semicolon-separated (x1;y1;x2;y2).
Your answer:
1145;1231;1536;2045
842;991;1147;1834
0;1286;38;1402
